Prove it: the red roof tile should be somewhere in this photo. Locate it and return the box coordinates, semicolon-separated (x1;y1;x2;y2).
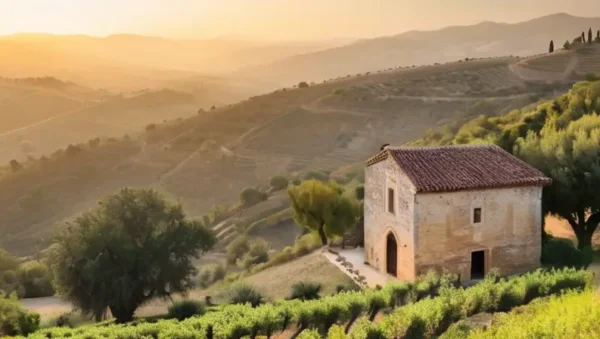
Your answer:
365;145;552;193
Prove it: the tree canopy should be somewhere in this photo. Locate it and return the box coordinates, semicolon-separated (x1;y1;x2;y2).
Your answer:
416;80;600;249
49;188;216;323
287;180;357;245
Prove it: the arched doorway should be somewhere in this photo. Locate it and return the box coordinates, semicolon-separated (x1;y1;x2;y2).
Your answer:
386;232;398;276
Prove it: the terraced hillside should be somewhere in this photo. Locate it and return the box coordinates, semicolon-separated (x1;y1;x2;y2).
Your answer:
0;57;572;255
513;42;600;82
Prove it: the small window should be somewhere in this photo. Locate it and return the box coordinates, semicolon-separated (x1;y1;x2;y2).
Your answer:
473;208;482;224
388;188;395;214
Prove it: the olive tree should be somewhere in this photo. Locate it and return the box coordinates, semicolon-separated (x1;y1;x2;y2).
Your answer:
515;113;600;249
50;188;216;323
288;180;357;245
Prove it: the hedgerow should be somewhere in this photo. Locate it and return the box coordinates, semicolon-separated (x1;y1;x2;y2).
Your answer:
21;268;591;339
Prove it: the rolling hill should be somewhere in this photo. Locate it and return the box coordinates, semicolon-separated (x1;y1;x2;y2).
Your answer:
233;13;600;87
0;54;576;256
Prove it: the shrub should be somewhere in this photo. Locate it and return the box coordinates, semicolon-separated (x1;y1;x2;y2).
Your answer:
355;186;365;200
586;72;599;82
17;261;55;298
238;240;270;269
227;235;250;264
297;328;321;339
298;82;309;88
55;312;73;328
145;123;156;131
289;282;322;301
268;176;289;191
167;300;206;320
240;187;268;207
0;292;40;336
292;178;302;185
228;284;265;307
2;270;16;285
303;170;330;182
541;238;591;269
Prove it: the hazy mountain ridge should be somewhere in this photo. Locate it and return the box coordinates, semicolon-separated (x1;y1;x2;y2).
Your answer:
233;13;600;87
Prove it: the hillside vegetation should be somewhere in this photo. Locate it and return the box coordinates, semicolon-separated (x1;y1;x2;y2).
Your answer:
0;57;569;255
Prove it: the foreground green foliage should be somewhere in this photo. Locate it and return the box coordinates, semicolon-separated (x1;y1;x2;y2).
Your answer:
0;292;40;336
50;188;216;323
167;300;206;321
457;291;600;338
370;268;591;338
21;268;591;339
541;237;593;269
417;80;600;249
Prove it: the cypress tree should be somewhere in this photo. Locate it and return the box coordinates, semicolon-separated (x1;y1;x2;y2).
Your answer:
589;28;593;44
582;32;586;43
597;30;600;39
549;40;554;53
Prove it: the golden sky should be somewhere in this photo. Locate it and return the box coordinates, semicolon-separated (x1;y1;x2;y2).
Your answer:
1;0;599;41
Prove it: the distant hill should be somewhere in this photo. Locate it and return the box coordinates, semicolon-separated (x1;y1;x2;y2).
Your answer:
0;34;344;92
233;13;600;87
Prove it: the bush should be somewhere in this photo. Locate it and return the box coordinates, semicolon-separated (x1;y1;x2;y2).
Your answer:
228;284;265;307
197;263;226;288
289;282;322;301
0;292;40;336
298;82;309;88
2;270;16;285
16;261;55;298
541;238;591;269
292;178;302;185
227;236;250;265
268;176;289;191
238;240;270;269
167;300;206;320
55;312;73;328
240;187;268;207
302;170;330;182
586;73;599;82
355;186;365;200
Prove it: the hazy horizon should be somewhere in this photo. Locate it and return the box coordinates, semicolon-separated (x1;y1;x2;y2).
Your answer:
2;1;600;42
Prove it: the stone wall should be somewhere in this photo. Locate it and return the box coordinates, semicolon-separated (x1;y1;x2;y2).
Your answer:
414;186;543;280
364;157;417;280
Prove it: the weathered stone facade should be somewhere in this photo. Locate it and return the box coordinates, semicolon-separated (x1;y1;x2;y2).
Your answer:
364;153;544;281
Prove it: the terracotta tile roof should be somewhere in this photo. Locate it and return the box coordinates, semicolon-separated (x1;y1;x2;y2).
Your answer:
365;144;552;193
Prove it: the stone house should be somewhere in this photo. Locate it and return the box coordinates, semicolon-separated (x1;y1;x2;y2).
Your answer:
363;145;552;281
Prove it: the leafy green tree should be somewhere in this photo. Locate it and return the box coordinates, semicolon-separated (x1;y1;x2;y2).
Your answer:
50;188;216;323
549;40;554;53
298;81;309;88
563;40;571;50
515;113;600;249
288;180;357;245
